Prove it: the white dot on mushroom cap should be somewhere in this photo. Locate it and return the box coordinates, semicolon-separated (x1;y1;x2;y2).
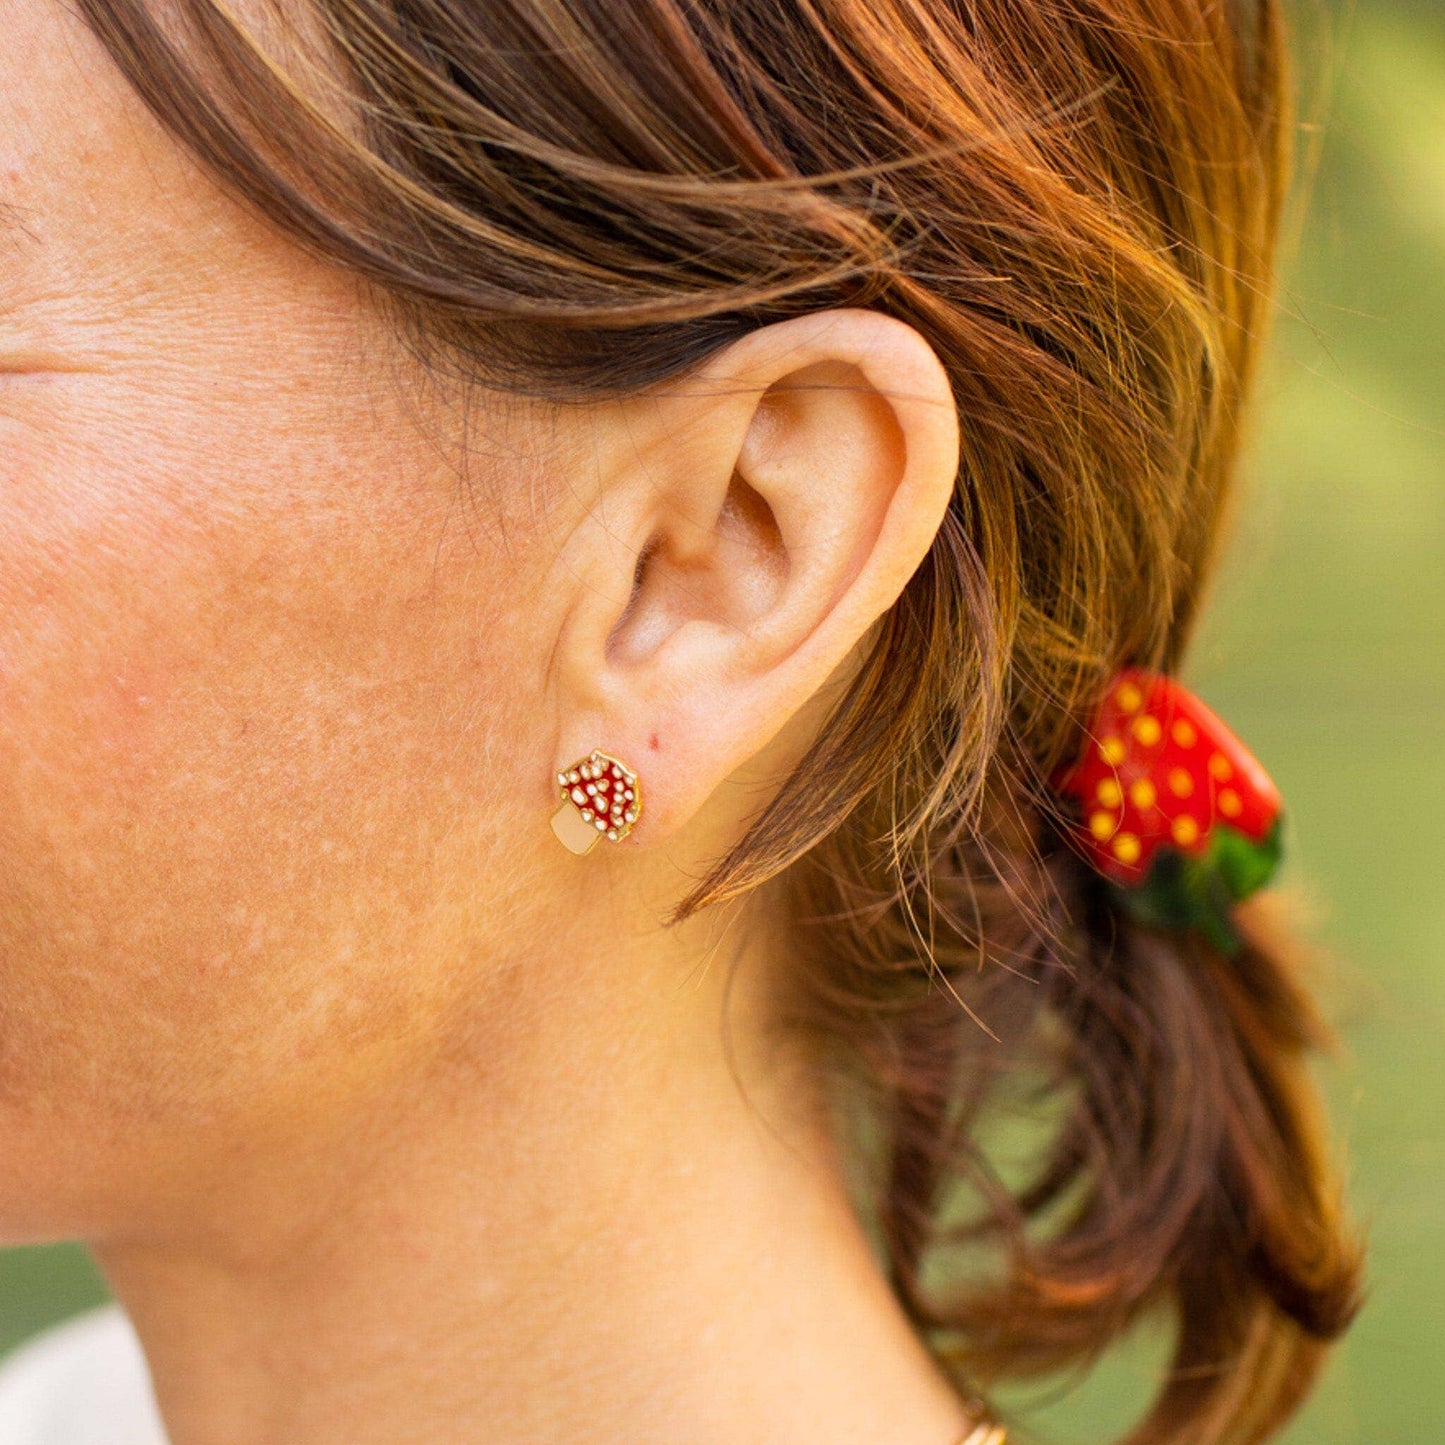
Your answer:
571;788;586;804
594;818;605;830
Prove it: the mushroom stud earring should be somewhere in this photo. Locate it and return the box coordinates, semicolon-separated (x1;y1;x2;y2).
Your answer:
550;750;642;855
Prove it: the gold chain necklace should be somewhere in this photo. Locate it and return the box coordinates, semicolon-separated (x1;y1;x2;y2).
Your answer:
956;1424;1007;1445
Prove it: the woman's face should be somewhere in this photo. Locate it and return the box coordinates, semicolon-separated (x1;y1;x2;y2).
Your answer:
1;0;962;1250
0;0;580;1239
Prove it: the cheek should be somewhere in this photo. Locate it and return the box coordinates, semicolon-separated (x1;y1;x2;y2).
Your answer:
0;391;264;853
0;413;213;915
0;384;540;1194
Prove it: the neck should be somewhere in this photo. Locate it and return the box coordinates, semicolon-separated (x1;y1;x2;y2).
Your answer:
90;903;971;1445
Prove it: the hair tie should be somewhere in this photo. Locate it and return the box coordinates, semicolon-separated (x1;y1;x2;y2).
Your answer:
1048;666;1285;955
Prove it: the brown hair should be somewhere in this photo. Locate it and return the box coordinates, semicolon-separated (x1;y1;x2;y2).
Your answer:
77;0;1363;1437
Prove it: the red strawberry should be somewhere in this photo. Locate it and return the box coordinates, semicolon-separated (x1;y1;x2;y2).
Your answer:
1049;667;1284;951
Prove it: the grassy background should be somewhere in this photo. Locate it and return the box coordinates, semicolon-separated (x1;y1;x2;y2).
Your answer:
1;0;1441;1438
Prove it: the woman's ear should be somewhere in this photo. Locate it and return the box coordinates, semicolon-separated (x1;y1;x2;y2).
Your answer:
547;307;959;848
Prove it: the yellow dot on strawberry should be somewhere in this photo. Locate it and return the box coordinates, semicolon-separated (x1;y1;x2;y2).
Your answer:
1099;735;1126;765
1112;832;1142;864
1170;718;1197;748
1167;767;1194;798
1218;788;1243;818
1129;778;1157;809
1132;714;1162;746
1208;751;1233;781
1115;680;1144;712
1096;777;1123;807
1172;815;1200;847
1089;810;1117;840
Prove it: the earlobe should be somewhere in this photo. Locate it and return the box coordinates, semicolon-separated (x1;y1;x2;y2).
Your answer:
549;308;959;852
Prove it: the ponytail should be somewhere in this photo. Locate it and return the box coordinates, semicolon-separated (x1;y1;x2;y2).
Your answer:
779;776;1362;1443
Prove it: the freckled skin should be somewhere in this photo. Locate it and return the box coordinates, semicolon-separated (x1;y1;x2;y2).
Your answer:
0;0;574;1238
0;5;975;1441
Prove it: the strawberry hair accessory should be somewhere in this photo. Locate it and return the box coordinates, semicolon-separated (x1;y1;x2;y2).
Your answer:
1049;666;1285;955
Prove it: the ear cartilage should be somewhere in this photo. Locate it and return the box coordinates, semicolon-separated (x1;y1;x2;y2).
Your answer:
550;750;642;855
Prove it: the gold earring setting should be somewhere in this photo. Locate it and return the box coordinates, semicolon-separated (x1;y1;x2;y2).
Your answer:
550;750;642;855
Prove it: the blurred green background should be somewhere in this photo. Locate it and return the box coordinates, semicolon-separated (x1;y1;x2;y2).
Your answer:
1018;0;1445;1437
1;0;1440;1439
